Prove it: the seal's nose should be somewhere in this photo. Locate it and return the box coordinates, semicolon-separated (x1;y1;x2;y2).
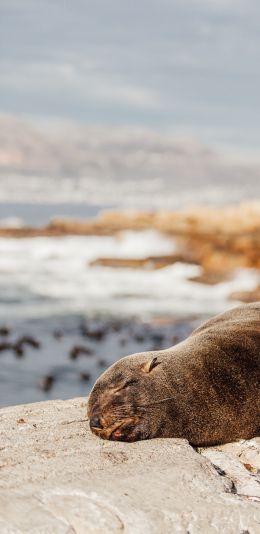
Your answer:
90;415;103;429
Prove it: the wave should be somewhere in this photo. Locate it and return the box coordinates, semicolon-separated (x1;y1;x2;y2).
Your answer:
0;230;257;321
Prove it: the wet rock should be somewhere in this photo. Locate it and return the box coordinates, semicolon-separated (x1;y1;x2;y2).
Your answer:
13;343;25;358
97;359;107;368
40;375;55;392
229;286;260;303
79;372;91;382
189;271;233;285
0;343;13;352
134;334;145;343
53;329;64;340
69;345;94;360
90;254;195;270
81;326;106;341
0;326;10;336
109;320;124;333
17;336;41;349
12;336;41;358
0;342;12;353
151;332;164;345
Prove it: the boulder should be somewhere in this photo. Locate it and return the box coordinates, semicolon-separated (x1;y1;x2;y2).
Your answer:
0;397;259;533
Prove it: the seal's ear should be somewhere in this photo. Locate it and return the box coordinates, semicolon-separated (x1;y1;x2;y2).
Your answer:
142;356;161;374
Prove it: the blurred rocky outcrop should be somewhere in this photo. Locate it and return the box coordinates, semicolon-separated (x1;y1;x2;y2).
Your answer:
0;201;259;303
1;202;258;269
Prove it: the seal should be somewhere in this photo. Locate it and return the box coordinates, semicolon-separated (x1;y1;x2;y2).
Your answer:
88;303;260;446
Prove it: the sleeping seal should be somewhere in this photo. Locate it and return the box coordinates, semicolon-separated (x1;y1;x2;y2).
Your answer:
88;303;260;446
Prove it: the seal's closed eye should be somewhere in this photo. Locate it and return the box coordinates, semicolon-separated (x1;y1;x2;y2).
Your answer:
121;378;138;389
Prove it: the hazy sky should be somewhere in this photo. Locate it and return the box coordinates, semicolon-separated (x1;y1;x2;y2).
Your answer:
0;0;260;152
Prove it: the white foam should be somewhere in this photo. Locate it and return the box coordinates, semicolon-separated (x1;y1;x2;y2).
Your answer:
0;231;258;320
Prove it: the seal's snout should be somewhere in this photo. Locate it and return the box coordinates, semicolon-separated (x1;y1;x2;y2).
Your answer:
89;415;103;430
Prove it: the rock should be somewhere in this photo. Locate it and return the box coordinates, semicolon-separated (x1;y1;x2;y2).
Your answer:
0;342;12;353
16;335;41;349
79;372;91;382
134;333;145;343
53;329;64;340
109;321;122;332
200;443;260;501
69;345;94;360
0;202;259;277
12;336;41;358
13;342;25;358
39;375;55;392
97;359;107;368
90;254;195;270
0;326;10;337
229;286;260;303
81;327;106;341
150;332;164;344
0;397;259;533
189;271;233;285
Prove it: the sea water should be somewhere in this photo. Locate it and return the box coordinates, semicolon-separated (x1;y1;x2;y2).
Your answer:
0;203;258;407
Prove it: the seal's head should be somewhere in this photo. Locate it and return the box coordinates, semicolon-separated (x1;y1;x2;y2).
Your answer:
87;351;168;442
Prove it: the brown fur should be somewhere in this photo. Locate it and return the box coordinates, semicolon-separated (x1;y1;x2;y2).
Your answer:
88;303;260;446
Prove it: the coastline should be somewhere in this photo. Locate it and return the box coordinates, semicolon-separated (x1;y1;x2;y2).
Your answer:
0;201;259;300
0;201;259;407
1;201;259;263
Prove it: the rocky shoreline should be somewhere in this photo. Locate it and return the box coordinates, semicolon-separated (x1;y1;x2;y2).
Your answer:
0;201;259;303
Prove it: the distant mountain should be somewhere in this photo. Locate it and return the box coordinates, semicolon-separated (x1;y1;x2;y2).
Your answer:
0;114;259;207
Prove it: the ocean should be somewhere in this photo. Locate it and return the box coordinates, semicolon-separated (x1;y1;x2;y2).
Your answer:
0;201;258;407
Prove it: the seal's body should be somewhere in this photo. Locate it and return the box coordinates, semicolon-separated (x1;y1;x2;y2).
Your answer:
88;303;260;446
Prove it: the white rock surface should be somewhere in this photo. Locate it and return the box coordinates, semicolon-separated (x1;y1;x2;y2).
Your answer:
0;397;259;533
